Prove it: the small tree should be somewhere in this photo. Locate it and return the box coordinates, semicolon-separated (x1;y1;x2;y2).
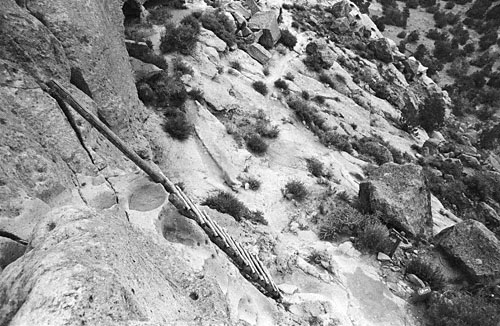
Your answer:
419;94;446;133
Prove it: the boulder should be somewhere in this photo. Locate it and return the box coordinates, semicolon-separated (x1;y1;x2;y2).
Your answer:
245;0;261;15
305;40;337;70
330;0;354;18
359;163;433;238
435;219;500;283
231;11;248;29
246;43;272;65
458;153;481;169
477;202;500;229
369;38;394;64
198;28;227;52
248;11;281;49
330;16;351;34
129;57;162;82
226;2;251;19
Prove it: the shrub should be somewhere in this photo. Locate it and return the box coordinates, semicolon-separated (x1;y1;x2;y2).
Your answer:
242;176;261;190
147;72;187;107
356;219;392;254
160;17;200;55
284;72;295;81
306;157;325;177
200;10;236;47
252;81;268;95
358;140;393;165
313;95;325;104
301;90;310;100
187;88;204;102
407;30;420;43
283;180;308;201
230;61;242;72
246;134;268;154
320;131;353;153
172;57;193;76
406;258;446;290
318;201;365;241
419;94;446;133
148;7;173;25
263;67;270;76
427;291;500;326
279;29;297;49
203;191;248;221
274;78;289;90
163;111;193;140
319;72;336;88
287;98;325;129
397;31;407;38
256;121;280;138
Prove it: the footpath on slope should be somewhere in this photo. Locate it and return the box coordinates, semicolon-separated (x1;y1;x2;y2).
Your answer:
47;80;282;300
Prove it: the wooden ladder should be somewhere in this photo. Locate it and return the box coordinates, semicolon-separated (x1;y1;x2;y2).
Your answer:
47;80;282;301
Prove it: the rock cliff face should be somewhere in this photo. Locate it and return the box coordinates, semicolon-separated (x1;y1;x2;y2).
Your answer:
0;206;233;325
0;0;151;236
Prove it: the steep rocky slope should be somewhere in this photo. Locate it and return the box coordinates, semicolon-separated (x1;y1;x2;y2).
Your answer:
1;0;497;325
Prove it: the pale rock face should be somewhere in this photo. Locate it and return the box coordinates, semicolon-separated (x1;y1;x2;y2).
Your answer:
435;219;500;283
359;163;433;238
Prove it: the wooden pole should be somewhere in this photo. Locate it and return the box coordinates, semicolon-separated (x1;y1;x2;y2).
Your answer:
47;80;178;195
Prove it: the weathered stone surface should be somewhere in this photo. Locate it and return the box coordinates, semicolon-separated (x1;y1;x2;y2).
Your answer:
248;11;281;49
359;163;433;238
198;28;227;52
245;0;261;15
330;0;353;18
369;38;394;64
23;0;143;131
0;238;25;270
458;153;481;169
435;219;500;283
305;40;337;70
129;57;162;82
0;206;234;325
477;202;500;229
226;2;251;19
129;182;167;212
246;43;272;65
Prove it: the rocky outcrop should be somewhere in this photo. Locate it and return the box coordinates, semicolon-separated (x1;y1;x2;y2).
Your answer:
368;38;394;64
359;163;433;238
0;206;233;325
248;11;281;49
246;43;272;64
435;219;500;283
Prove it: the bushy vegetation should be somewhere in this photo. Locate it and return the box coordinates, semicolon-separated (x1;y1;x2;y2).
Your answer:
160;15;200;55
406;258;446;290
146;72;187;107
246;134;268;154
283;180;309;201
306;157;325;178
242;176;261;191
203;191;267;224
356;219;392;254
279;29;297;50
252;81;268;95
163;110;193;140
172;57;193;76
427;291;500;326
318;201;365;241
255;120;280;138
230;61;242;72
200;10;236;47
274;78;289;91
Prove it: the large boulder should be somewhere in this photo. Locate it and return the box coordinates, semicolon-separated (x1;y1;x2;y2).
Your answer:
435;219;500;283
246;43;272;65
248;11;281;49
359;163;433;238
368;38;394;64
305;40;337;70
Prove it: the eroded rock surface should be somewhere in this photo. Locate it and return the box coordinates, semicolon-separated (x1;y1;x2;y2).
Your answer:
435;219;500;283
359;163;433;238
0;206;233;325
